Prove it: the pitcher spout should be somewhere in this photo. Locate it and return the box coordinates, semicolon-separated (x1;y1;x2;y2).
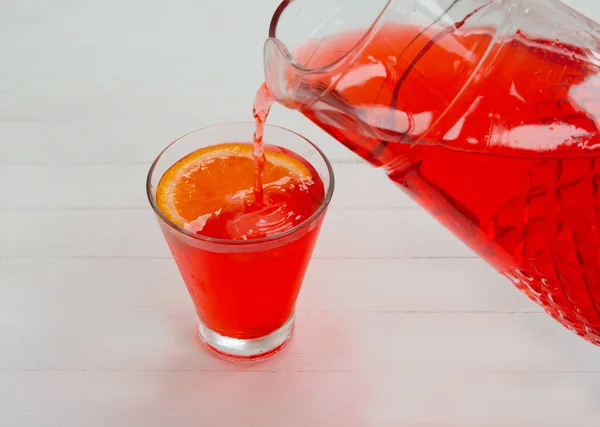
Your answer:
263;38;309;110
263;0;520;166
263;0;392;110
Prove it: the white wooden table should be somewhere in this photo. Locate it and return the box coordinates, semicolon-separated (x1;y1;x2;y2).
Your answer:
3;1;600;425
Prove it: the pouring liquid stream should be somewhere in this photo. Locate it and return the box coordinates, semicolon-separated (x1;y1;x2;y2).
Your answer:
197;81;323;241
252;83;275;208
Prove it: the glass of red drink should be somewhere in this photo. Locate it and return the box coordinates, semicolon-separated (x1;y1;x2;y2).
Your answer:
146;122;334;361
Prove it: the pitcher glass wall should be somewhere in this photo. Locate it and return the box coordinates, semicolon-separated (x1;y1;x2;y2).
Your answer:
263;0;600;345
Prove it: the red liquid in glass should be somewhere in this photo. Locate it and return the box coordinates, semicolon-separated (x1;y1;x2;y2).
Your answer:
157;140;325;340
281;24;600;343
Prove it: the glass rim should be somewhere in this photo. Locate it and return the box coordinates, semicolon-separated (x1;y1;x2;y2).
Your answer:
146;121;335;246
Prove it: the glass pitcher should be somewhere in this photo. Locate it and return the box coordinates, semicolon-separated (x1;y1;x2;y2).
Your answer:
262;0;600;345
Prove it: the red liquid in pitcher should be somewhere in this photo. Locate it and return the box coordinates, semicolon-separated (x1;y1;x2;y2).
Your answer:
280;24;600;343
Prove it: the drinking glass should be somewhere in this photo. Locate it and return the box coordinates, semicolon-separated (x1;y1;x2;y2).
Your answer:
146;122;334;360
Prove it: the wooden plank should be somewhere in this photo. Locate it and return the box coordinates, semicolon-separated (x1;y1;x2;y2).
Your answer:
1;370;599;427
0;208;474;258
1;302;597;372
0;117;359;165
1;369;598;427
0;163;411;209
0;258;537;314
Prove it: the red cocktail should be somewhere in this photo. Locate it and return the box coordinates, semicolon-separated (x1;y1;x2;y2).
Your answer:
147;123;334;360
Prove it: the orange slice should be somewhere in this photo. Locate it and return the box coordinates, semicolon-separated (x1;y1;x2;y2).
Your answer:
156;143;313;228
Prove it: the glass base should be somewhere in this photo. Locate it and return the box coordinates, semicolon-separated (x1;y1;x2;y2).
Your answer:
197;313;295;362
